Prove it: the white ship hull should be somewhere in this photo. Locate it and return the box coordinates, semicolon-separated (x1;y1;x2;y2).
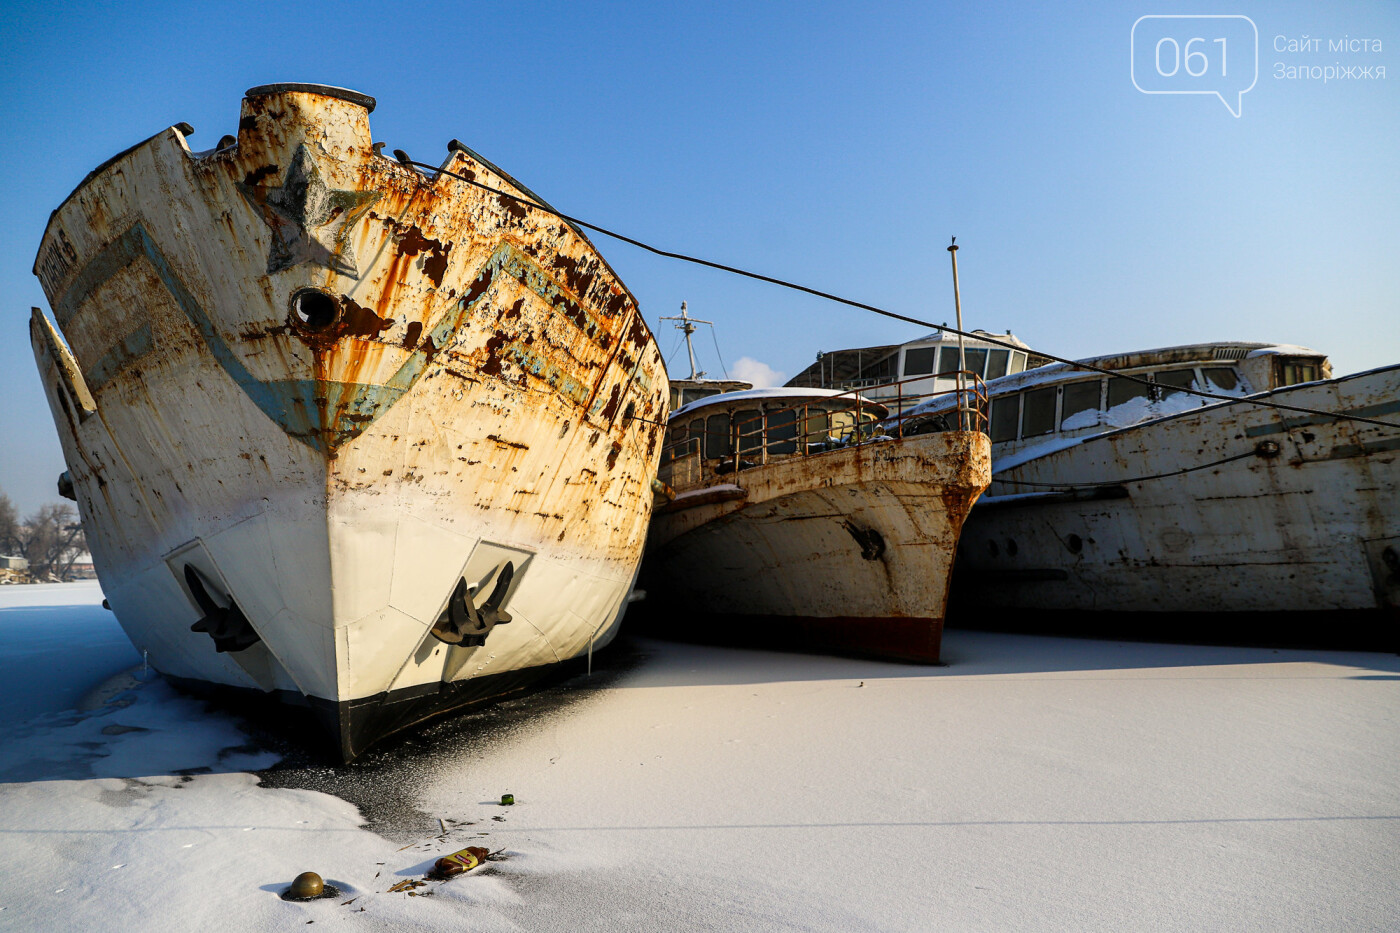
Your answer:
30;85;666;758
954;366;1400;638
644;431;990;662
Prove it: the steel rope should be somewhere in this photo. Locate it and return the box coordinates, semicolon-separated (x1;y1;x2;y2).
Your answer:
402;156;1400;431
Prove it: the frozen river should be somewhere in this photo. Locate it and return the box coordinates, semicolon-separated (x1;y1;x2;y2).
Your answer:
2;582;1397;930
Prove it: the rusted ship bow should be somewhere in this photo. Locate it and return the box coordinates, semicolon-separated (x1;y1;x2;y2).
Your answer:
641;387;991;662
30;85;666;759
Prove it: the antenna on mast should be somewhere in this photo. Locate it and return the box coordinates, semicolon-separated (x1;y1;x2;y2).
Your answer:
659;301;714;381
947;237;968;429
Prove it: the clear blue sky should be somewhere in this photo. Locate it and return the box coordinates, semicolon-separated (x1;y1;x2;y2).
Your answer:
2;0;1396;515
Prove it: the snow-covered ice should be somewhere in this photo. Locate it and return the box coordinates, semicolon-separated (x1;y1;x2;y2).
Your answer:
2;582;1398;931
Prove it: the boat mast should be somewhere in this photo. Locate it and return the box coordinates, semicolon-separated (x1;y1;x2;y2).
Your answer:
660;301;712;381
947;237;967;428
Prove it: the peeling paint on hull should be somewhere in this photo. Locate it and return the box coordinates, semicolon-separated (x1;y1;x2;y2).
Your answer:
956;366;1400;629
641;432;991;663
30;85;666;759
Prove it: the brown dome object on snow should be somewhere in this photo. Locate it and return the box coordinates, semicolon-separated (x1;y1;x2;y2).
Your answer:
284;871;329;900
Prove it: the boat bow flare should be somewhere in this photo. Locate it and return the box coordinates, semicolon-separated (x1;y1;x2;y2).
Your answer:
31;84;667;758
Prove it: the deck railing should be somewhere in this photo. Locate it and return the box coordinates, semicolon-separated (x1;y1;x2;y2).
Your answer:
658;371;987;491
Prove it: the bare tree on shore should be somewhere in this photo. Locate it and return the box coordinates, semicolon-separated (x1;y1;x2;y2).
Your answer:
0;493;19;557
0;490;87;582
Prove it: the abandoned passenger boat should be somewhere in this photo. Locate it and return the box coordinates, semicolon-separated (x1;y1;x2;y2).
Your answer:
30;84;667;759
786;328;1046;414
640;386;992;662
901;342;1400;640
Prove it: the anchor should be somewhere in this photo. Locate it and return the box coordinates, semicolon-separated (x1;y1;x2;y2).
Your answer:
431;562;515;647
184;564;261;653
842;521;886;561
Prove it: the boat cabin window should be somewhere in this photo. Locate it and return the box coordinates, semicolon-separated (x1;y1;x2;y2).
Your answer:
1277;357;1321;387
938;346;962;375
664;424;686;463
1060;380;1102;429
990;394;1020;442
1107;376;1151;409
1203;367;1239;391
681;386;720;406
734;409;763;453
704;413;730;458
690;403;886;458
1022;387;1057;436
1008;351;1027;375
933;346;991;378
767;408;798;454
828;410;856;436
1153;368;1197;399
903;347;937;376
979;363;1243;446
986;349;1010;380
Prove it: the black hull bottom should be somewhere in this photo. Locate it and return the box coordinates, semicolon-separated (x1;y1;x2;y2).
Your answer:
945;605;1398;653
168;659;587;763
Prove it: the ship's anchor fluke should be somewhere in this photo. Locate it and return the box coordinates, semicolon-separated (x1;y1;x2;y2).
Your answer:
842;521;886;561
431;562;515;647
184;564;261;654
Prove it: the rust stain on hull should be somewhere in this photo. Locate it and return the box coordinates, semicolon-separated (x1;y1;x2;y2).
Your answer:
29;83;670;756
641;428;991;663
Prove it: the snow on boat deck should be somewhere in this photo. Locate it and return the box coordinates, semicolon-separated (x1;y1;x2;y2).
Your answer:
1;582;1397;931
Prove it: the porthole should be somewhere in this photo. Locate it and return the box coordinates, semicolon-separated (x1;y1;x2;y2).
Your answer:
289;287;341;333
1006;538;1019;557
1066;533;1083;554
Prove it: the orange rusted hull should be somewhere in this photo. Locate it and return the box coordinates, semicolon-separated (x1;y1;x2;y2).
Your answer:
30;84;666;758
640;431;991;662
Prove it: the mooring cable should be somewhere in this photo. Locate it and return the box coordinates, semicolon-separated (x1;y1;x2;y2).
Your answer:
401;155;1399;431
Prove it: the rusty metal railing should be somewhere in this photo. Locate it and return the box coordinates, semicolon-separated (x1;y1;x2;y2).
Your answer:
656;371;988;490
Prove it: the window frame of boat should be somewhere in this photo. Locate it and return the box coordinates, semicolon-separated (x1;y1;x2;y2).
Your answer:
662;423;685;464
1202;366;1241;392
766;407;799;455
978;362;1252;446
937;346;963;377
902;346;937;377
985;348;1011;381
1106;375;1153;410
681;386;721;407
734;408;764;454
802;407;831;444
1020;386;1058;437
1150;367;1198;400
989;392;1020;442
687;417;705;455
704;413;731;459
827;408;859;439
898;345;1029;395
1059;378;1104;431
667;400;847;474
1275;356;1323;388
